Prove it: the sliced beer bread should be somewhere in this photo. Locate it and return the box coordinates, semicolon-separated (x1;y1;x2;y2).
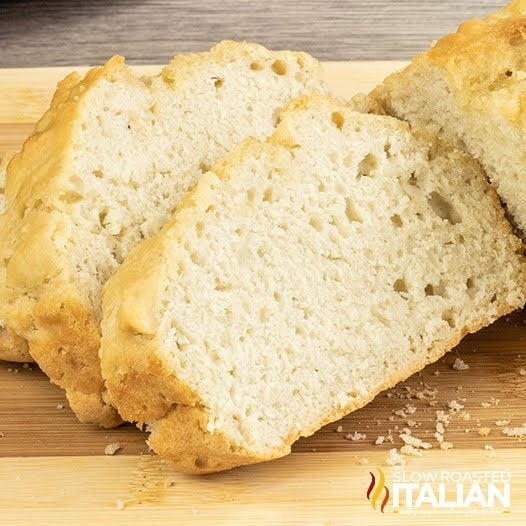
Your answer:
101;95;526;473
365;0;526;235
0;42;325;426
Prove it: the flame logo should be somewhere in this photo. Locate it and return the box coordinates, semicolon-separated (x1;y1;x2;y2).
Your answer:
367;468;390;513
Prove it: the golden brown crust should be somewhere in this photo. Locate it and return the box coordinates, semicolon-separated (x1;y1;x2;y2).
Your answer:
0;152;33;362
102;96;526;473
369;0;526;123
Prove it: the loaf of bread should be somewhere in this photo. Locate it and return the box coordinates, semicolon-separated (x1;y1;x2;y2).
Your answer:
364;0;526;235
101;95;526;473
0;152;32;362
0;42;325;426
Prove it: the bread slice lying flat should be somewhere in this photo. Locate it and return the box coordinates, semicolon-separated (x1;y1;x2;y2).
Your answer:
0;152;31;362
101;95;526;473
364;0;526;236
0;41;325;427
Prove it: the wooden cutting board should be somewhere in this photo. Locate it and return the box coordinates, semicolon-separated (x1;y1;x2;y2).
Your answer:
1;62;526;525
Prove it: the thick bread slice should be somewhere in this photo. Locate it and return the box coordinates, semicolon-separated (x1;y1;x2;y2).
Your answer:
0;152;31;362
364;0;526;236
0;42;325;426
101;95;526;473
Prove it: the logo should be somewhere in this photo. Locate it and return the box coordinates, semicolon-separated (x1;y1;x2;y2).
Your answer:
367;468;390;513
364;468;511;514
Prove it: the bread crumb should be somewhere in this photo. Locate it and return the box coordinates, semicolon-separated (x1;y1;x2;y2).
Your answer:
481;397;500;408
385;448;406;466
448;400;464;412
406;419;417;427
56;404;64;410
436;422;445;435
434;432;444;443
401;444;424;456
375;436;385;445
452;358;469;371
433;370;440;376
483;445;496;461
502;424;526;437
115;499;125;510
335;425;343;433
459;411;471;421
104;443;121;455
399;433;432;449
440;441;454;450
357;457;370;465
519;368;526;376
344;432;366;441
436;410;451;425
0;432;4;438
478;427;491;437
495;420;510;427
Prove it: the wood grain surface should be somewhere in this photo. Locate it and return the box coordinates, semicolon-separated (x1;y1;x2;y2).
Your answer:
0;62;525;463
2;451;526;524
0;0;506;66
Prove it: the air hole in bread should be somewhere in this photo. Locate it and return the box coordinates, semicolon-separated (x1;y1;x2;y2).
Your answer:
358;153;378;178
466;277;476;297
247;188;256;203
344;197;362;223
213;77;224;89
424;284;434;296
393;278;408;294
309;216;324;231
271;60;287;76
59;191;84;204
99;209;108;227
195;221;204;237
92;170;103;179
331;111;344;130
259;308;270;323
427;191;462;224
214;278;232;291
442;311;455;328
263;187;274;203
273;291;282;302
250;61;263;71
390;214;403;227
384;142;392;158
199;162;210;174
505;70;513;77
257;247;265;258
425;282;446;297
490;293;497;303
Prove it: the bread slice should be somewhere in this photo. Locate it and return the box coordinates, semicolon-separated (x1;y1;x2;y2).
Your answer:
0;152;32;362
364;0;526;235
101;95;526;473
0;42;325;426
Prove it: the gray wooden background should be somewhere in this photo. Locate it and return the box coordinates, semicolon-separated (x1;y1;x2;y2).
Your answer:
0;0;505;66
